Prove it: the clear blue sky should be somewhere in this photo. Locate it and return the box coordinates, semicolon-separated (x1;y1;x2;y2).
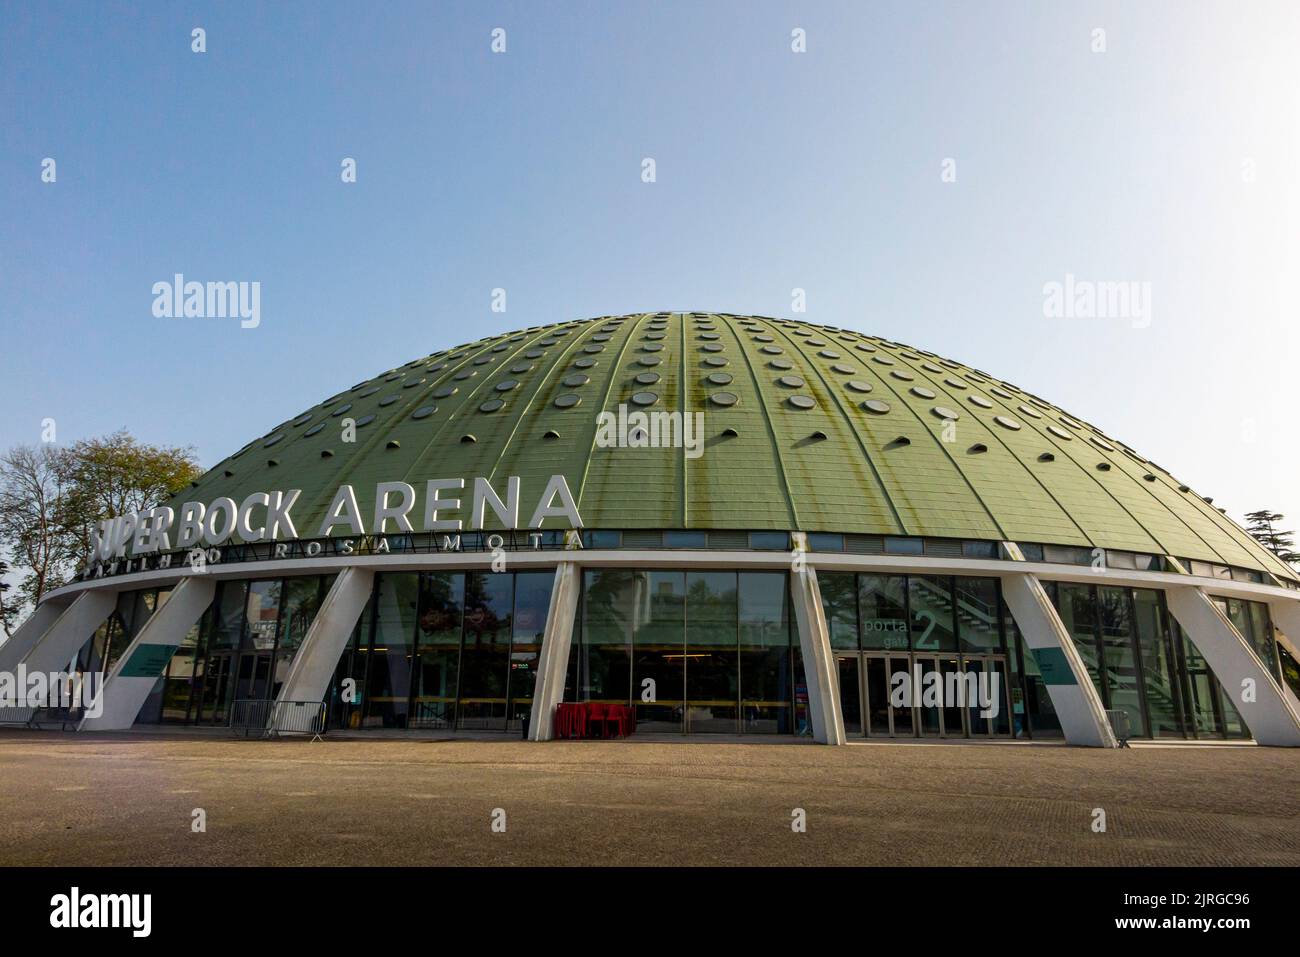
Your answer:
3;0;1298;531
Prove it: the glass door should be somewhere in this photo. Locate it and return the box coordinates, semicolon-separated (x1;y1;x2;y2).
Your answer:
837;656;862;735
864;655;892;736
914;655;942;736
938;655;964;736
887;655;915;736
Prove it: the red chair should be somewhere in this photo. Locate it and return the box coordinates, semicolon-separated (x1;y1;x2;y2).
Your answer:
554;703;570;739
586;702;608;738
568;703;587;739
605;705;630;739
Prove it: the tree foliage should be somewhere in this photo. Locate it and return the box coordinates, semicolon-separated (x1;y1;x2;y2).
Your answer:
0;431;200;636
1244;509;1300;565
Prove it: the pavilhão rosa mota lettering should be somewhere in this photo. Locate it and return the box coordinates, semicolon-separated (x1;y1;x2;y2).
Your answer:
89;474;582;561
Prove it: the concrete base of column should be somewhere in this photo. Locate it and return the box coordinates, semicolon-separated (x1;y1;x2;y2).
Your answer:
1000;573;1118;748
528;563;580;741
1167;585;1300;746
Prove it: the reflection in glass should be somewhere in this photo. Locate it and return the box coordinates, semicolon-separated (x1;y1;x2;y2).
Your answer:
412;572;463;728
819;572;858;650
633;571;684;731
575;569;634;704
458;572;513;729
508;572;552;728
363;573;418;728
1132;589;1182;737
739;572;793;733
859;575;907;651
685;571;738;732
955;577;1000;652
1098;586;1145;736
909;576;957;652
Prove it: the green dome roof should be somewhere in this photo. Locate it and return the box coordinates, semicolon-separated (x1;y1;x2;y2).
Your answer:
181;311;1292;579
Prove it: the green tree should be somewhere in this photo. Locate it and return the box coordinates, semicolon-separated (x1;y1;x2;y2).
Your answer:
0;431;201;632
0;443;73;624
1244;510;1300;565
0;559;14;638
56;430;201;566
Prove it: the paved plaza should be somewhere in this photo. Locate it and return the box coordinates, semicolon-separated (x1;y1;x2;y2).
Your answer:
0;731;1296;866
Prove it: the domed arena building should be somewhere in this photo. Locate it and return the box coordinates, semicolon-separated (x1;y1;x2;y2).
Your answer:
7;312;1300;747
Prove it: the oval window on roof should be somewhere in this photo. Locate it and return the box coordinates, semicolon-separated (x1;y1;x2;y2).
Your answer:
968;395;993;409
788;395;816;410
630;391;659;407
411;405;436;420
554;393;581;408
863;399;891;414
711;392;739;407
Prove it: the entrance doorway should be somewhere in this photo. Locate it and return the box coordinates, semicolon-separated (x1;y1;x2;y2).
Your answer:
835;652;1011;739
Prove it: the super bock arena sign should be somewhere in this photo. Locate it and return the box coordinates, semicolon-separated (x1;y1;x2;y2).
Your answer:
83;474;583;577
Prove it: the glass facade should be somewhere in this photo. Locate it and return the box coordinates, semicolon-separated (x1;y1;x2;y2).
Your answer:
58;560;1282;746
818;571;1022;739
328;570;550;732
1045;583;1274;741
566;569;805;734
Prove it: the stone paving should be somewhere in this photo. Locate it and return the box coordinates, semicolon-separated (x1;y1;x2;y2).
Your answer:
0;730;1295;866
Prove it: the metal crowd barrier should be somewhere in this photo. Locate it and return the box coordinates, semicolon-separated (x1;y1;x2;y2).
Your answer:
230;699;328;740
229;699;276;737
269;700;328;741
0;706;80;731
1104;708;1131;748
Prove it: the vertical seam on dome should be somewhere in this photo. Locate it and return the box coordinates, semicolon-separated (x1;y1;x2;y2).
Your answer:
763;322;911;535
960;374;1230;563
679;312;689;528
730;318;803;529
574;313;653;518
481;324;593;486
882;351;1094;546
393;326;576;505
297;336;511;523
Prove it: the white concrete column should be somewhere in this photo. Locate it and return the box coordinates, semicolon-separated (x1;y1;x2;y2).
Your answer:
79;577;216;731
1000;573;1118;748
1166;585;1300;746
0;596;73;674
527;562;581;741
270;568;375;727
19;590;119;676
790;550;845;745
1264;597;1300;712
